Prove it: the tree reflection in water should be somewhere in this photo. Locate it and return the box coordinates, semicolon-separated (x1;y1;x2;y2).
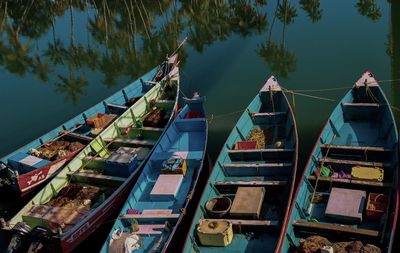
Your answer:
0;0;396;102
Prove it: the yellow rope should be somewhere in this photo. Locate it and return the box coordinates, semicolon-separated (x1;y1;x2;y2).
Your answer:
392;105;400;113
207;109;245;123
281;87;335;102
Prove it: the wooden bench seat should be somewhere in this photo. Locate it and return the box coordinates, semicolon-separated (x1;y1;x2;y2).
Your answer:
104;138;156;147
61;131;93;142
319;157;389;168
342;102;380;108
200;219;278;228
228;148;294;161
215;180;287;194
307;175;392;188
68;172;126;187
119;210;179;221
136;224;166;235
134;126;164;132
223;163;292;176
250;111;286;124
215;180;287;187
251;112;286;117
342;103;381;120
320;144;389;152
320;144;392;161
106;103;128;111
293;220;379;238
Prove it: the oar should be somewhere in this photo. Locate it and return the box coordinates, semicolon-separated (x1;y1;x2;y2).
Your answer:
170;37;187;57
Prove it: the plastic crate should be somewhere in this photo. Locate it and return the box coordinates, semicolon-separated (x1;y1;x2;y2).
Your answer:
104;148;138;177
366;193;388;220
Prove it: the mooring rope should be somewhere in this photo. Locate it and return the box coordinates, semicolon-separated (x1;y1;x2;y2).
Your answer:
281;87;335;102
288;78;400;93
207;109;246;124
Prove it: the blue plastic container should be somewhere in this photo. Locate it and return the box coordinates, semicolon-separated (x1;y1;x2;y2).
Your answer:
104;148;138;177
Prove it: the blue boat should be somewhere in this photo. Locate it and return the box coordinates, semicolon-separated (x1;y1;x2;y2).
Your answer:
183;77;298;253
0;54;178;197
278;72;399;253
100;93;208;253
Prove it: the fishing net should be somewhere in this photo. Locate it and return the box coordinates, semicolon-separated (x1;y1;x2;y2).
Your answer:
297;236;382;253
143;108;168;128
30;141;84;161
47;183;102;208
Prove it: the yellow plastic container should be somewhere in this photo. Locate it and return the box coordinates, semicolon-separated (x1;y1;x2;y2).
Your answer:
351;166;384;181
196;219;233;247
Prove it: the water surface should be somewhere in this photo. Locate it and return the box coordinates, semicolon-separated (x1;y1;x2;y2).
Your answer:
0;0;399;251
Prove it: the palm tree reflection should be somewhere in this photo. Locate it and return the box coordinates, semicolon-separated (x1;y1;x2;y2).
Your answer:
258;0;296;79
356;0;382;21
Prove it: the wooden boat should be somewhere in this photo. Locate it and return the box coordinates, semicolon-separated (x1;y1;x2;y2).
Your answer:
278;71;399;253
100;93;208;253
183;76;298;252
2;59;180;253
0;55;177;197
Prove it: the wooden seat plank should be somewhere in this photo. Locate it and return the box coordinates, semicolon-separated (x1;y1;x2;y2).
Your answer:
342;102;380;108
68;172;126;186
224;163;292;168
215;180;287;187
320;144;390;152
319;157;388;168
104;138;156;147
307;175;392;188
119;213;179;221
200;219;278;227
293;220;379;238
107;103;128;111
320;144;392;162
82;156;106;163
136;126;164;132
61;131;93;142
223;163;292;176
251;112;286;117
228;148;294;161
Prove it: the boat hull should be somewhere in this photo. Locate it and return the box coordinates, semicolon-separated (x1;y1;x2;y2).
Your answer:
183;76;298;253
278;72;399;253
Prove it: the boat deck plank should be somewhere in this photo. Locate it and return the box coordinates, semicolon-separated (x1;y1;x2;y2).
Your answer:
293;220;379;238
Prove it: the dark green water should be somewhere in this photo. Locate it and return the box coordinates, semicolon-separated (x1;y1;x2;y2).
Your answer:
0;0;399;251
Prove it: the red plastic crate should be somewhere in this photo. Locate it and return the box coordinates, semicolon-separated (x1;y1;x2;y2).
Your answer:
235;141;257;150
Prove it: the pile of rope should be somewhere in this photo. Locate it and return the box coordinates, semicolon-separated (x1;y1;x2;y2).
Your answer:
297;236;381;253
247;128;266;149
247;127;276;148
